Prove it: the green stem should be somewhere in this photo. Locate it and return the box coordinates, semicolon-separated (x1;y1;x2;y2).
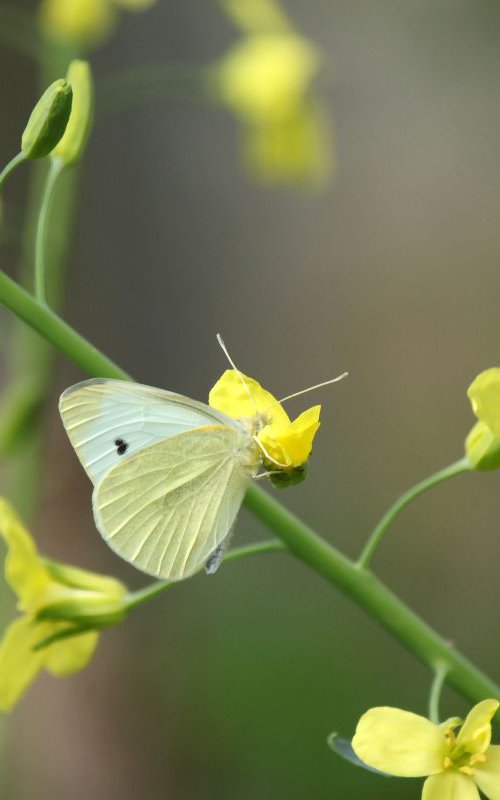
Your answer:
0;152;25;191
34;158;65;304
357;458;471;569
244;486;500;703
0;279;497;706
429;661;449;724
125;539;286;611
0;271;130;380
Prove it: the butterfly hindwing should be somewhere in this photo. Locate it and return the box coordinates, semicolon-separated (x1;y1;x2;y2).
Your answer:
59;379;236;485
92;425;258;580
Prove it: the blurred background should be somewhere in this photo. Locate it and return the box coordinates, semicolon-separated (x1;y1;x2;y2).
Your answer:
1;1;500;797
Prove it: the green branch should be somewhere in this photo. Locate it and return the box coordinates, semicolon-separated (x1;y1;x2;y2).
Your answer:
0;152;25;191
0;274;498;705
0;271;130;380
357;458;471;569
125;539;286;611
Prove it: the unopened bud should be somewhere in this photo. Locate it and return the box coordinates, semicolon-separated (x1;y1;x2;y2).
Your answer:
21;78;73;159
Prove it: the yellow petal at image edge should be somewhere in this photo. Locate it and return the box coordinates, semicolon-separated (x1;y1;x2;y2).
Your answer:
455;699;499;755
0;618;46;711
0;499;50;611
474;745;500;800
352;707;447;777
467;368;500;439
422;772;480;800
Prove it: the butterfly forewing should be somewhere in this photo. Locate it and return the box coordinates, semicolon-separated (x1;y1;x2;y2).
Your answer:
92;426;259;580
59;379;237;485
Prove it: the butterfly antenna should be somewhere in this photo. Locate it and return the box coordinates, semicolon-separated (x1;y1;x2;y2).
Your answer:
216;333;258;414
277;372;348;405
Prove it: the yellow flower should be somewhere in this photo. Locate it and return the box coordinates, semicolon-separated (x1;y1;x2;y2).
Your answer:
39;0;157;48
211;0;332;185
352;700;500;800
209;369;321;472
466;368;500;470
0;499;127;711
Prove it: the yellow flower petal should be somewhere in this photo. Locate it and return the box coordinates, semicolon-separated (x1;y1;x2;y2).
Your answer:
39;0;115;46
0;499;50;611
0;617;46;711
220;0;290;34
243;102;331;185
474;745;500;800
215;34;319;124
259;404;320;467
43;630;99;676
209;369;289;425
352;707;447;777
454;700;499;756
422;772;480;800
467;369;500;440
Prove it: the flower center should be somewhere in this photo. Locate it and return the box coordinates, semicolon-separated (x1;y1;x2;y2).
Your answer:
442;732;487;776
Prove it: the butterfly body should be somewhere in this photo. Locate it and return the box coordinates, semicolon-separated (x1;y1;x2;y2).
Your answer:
59;379;260;580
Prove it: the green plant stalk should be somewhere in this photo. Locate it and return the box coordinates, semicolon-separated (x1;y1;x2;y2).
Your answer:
357;458;471;568
125;539;286;611
0;152;25;191
34;158;65;303
0;274;498;705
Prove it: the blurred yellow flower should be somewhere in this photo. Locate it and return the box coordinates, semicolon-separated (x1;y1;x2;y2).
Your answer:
209;369;320;470
0;499;127;711
39;0;157;48
212;0;332;185
466;368;500;470
352;700;500;800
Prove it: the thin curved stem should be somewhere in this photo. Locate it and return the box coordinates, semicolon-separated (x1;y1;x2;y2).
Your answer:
125;539;286;611
0;152;25;191
357;458;471;569
0;279;497;706
34;158;65;304
429;661;449;724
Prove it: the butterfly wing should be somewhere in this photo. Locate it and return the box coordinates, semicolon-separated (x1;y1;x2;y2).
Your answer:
92;425;259;580
59;379;237;485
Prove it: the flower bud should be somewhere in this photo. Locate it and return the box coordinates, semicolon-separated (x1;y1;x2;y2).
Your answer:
21;79;73;159
52;60;94;165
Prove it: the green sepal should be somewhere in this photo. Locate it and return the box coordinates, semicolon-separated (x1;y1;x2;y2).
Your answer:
34;596;128;629
21;78;73;159
327;733;390;776
32;623;92;652
268;462;308;489
465;421;500;471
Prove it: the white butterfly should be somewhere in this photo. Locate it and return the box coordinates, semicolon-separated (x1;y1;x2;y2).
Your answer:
59;378;261;581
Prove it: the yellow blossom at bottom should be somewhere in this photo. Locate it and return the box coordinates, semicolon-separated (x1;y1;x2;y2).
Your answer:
0;499;127;711
352;700;500;799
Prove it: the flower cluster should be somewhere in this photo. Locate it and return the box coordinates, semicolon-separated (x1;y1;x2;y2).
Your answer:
209;368;321;475
210;0;331;184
